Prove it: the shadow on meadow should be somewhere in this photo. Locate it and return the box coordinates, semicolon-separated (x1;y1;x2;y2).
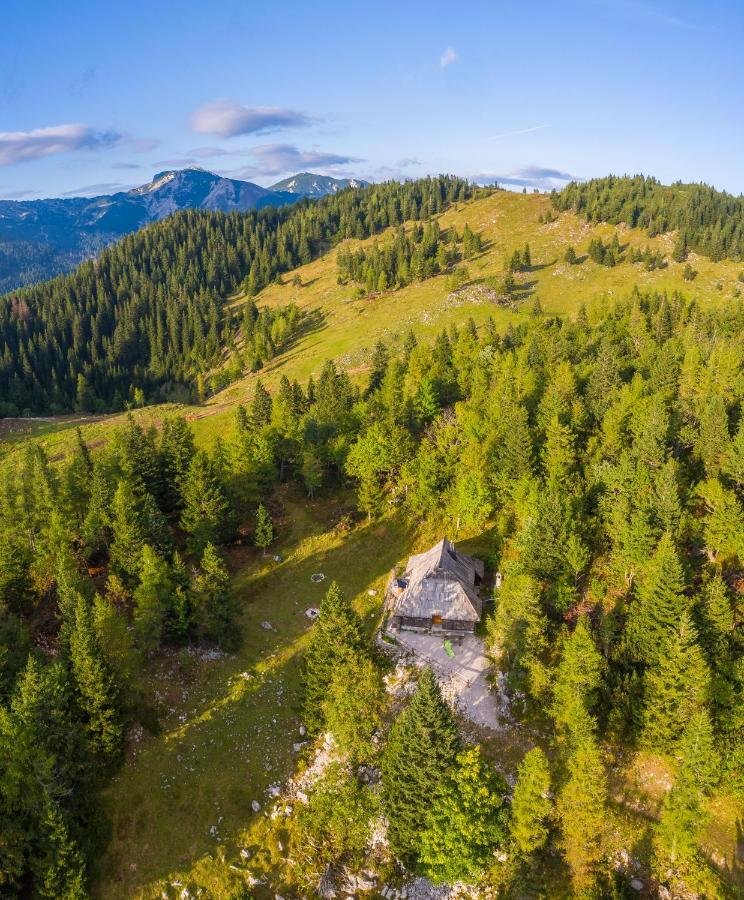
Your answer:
95;489;415;898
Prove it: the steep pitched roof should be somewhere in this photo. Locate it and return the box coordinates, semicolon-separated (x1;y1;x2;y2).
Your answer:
394;538;483;622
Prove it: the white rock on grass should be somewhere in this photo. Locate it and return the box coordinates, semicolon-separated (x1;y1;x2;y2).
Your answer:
251;800;261;812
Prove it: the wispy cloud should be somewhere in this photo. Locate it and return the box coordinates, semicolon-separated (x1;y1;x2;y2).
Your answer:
587;0;712;31
491;124;550;140
439;47;458;68
189;145;232;158
151;157;199;168
111;161;142;170
0;124;122;166
60;181;129;197
235;143;363;177
0;188;35;199
474;165;581;190
191;101;312;138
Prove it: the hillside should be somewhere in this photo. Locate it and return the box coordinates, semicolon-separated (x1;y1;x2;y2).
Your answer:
0;168;300;293
0;182;742;900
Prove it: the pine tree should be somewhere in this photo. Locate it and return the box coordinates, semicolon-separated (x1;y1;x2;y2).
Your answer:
193;543;238;649
556;730;607;893
179;450;230;553
625;532;688;666
254;503;274;556
32;793;88;899
510;746;552;855
133;545;172;652
109;479;151;582
551;617;604;738
419;745;509;883
381;668;461;866
303;581;365;731
653;711;715;874
324;655;384;763
250;379;273;428
68;594;122;764
159;415;195;510
642;612;711;751
91;592;140;708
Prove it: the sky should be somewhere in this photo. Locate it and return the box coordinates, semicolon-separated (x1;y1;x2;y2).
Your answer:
1;0;742;200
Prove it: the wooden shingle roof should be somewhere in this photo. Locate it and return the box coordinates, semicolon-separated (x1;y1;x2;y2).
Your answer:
394;538;483;622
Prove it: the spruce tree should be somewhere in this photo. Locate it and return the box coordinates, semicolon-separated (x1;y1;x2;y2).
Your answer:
642;612;711;751
68;594;122;765
179;450;230;553
133;545;172;652
381;668;461;866
625;532;688;666
254;503;274;556
193;544;238;649
250;379;273;428
556;730;607;894
324;655;384;763
419;745;509;883
303;581;365;731
510;746;552;856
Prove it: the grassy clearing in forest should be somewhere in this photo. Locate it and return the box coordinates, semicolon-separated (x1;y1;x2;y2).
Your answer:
95;488;414;898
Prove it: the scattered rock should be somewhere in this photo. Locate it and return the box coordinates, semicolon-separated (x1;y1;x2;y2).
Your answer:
630;878;644;891
311;573;325;583
299;724;307;736
293;742;305;752
368;588;377;596
305;607;320;619
658;886;671;900
251;800;261;813
240;848;250;859
260;621;274;631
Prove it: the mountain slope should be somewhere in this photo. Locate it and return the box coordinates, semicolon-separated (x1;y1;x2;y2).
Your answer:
0;168;298;293
268;171;369;196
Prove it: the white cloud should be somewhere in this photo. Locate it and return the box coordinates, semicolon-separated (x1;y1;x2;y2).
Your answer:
491;124;550;140
0;124;121;167
473;165;581;190
439;47;458;68
190;101;312;138
238;143;363;177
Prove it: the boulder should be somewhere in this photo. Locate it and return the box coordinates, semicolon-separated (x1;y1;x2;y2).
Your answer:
251;800;261;813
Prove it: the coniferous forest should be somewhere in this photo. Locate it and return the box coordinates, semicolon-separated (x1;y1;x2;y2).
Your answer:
0;177;478;416
0;267;742;895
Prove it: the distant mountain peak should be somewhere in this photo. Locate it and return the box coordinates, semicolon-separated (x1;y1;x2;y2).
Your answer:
268;172;369;197
0;168;301;294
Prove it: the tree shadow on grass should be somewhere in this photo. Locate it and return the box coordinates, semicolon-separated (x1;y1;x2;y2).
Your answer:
94;491;415;898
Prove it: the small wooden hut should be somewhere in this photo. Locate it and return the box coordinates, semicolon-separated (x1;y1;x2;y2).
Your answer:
389;538;484;634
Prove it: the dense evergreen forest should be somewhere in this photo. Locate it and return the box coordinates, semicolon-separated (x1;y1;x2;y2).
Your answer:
1;287;742;896
336;221;482;293
554;175;744;262
0;177;478;416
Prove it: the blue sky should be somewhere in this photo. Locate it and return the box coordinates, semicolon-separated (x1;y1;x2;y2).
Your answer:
1;0;742;199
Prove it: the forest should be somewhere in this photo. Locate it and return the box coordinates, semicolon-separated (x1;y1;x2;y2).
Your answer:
0;177;479;416
553;175;744;262
0;285;742;897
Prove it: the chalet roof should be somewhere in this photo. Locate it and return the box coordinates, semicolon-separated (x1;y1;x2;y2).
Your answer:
394;538;483;622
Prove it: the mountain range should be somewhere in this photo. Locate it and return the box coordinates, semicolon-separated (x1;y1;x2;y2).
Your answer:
0;168;367;294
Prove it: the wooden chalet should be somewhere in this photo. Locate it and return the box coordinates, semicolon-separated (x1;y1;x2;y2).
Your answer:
388;538;484;634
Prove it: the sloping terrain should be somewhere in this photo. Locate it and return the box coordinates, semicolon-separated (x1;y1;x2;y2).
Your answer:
0;168;298;293
2;188;743;899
